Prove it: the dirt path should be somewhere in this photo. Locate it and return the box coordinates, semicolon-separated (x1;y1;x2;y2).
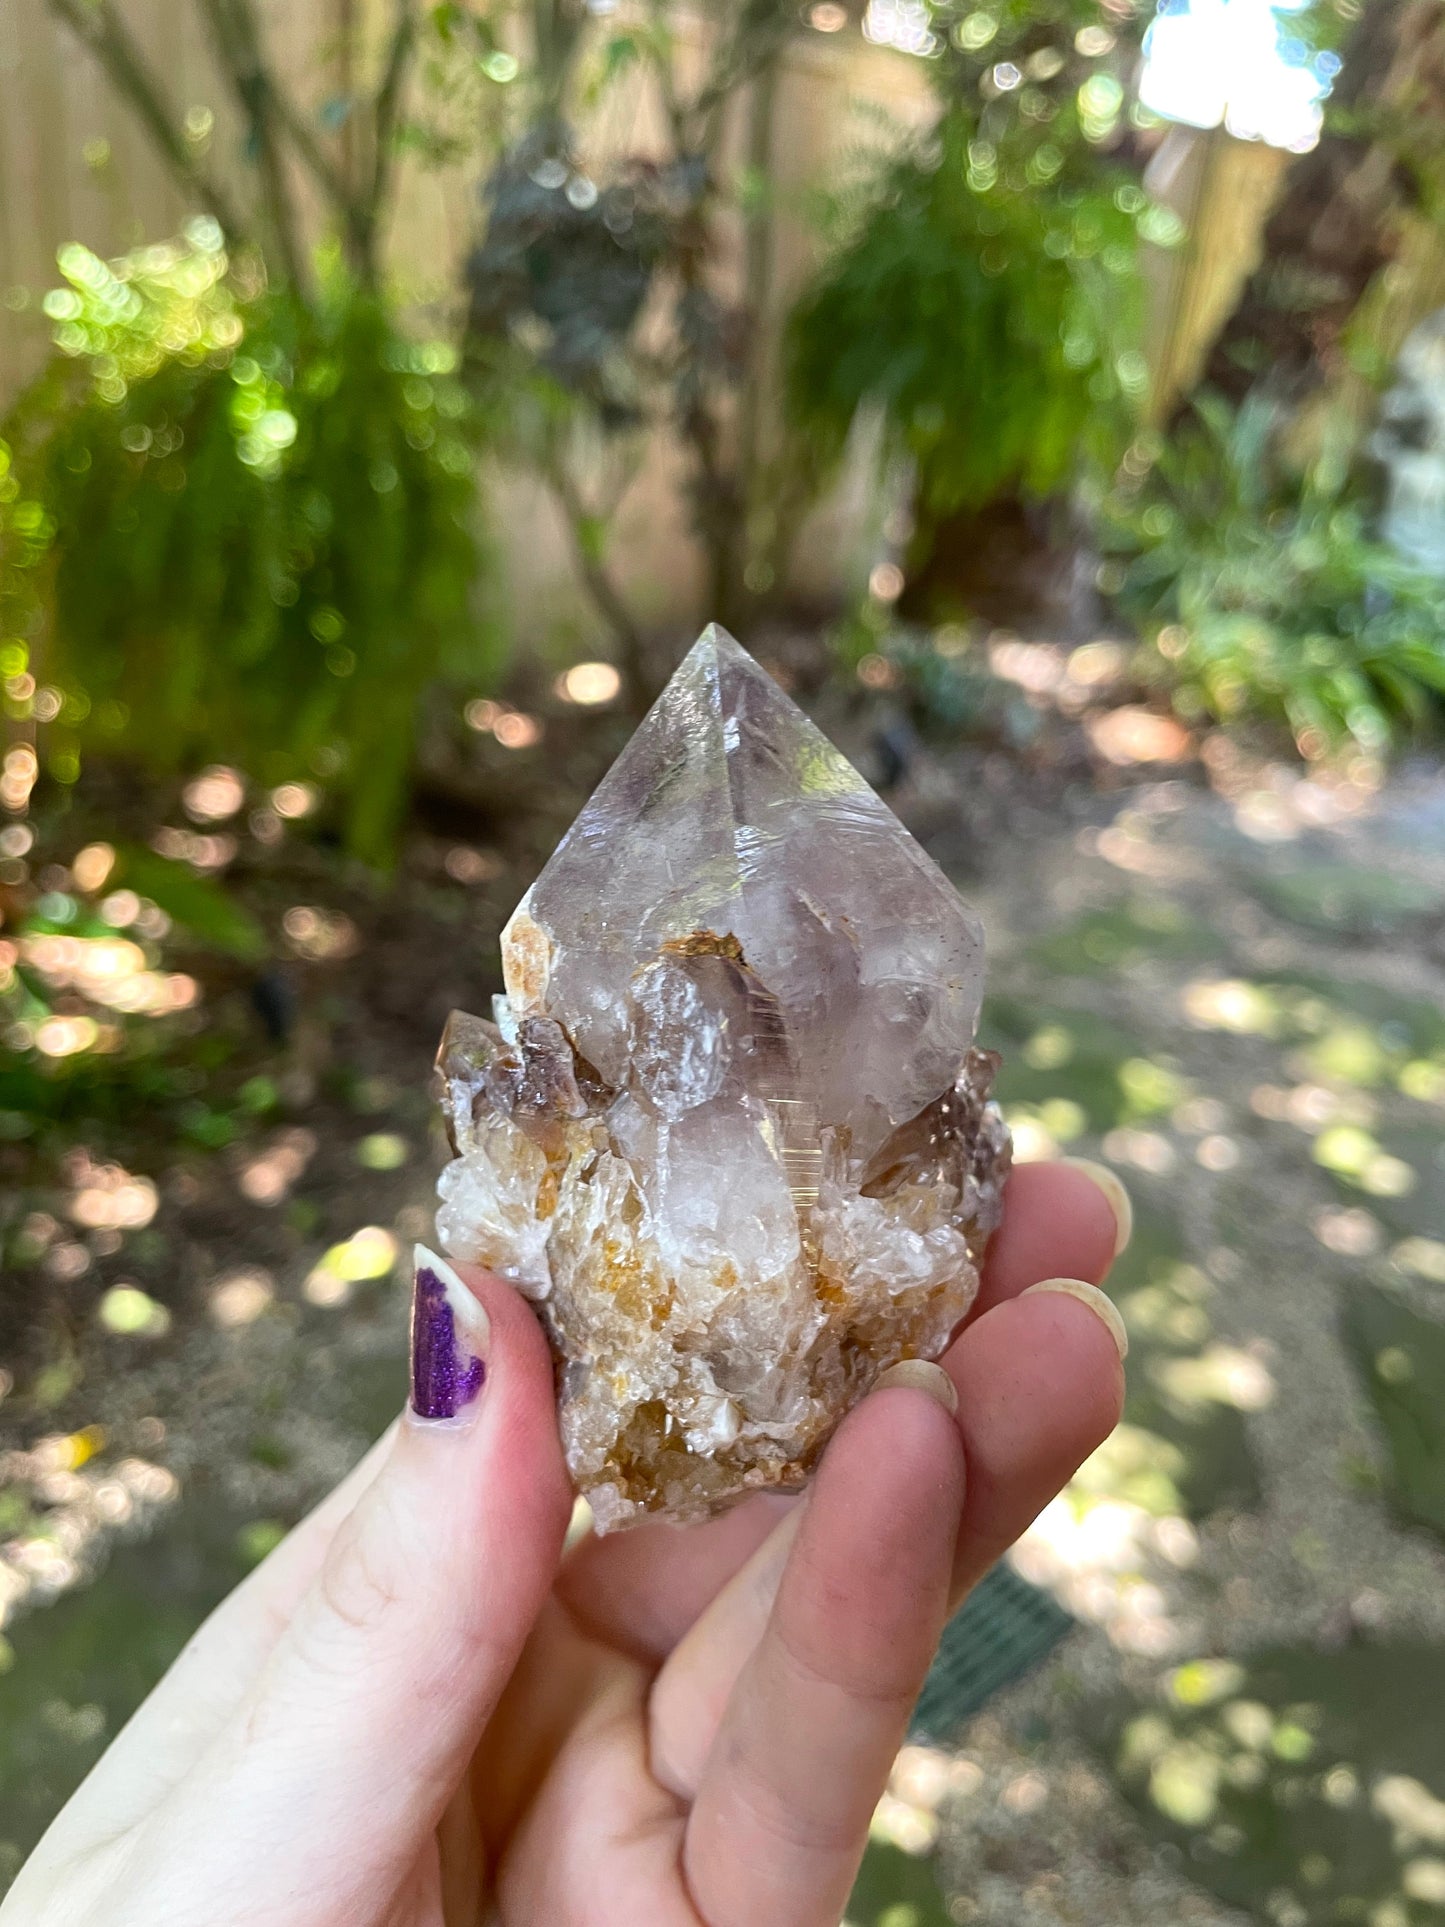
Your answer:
875;754;1445;1927
3;723;1445;1925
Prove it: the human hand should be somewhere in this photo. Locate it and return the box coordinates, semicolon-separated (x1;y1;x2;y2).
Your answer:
2;1159;1128;1927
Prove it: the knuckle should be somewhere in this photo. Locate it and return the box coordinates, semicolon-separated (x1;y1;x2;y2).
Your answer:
773;1607;920;1714
314;1497;407;1640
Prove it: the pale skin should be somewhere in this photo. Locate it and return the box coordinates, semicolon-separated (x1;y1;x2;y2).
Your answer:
1;1160;1128;1927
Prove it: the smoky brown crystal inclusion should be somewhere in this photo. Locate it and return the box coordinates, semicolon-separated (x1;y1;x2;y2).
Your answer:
434;626;1010;1530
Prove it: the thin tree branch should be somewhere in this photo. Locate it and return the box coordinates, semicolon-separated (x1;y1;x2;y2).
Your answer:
669;4;799;619
644;0;690;155
228;0;379;279
337;0;361;192
253;31;364;221
735;53;780;540
199;0;309;294
46;0;251;243
358;0;418;280
532;0;588;111
691;0;795;157
542;446;654;712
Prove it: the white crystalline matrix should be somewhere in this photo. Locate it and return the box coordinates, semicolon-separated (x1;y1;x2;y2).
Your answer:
434;625;1011;1530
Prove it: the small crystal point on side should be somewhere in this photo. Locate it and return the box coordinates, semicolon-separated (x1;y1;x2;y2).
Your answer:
441;626;1010;1530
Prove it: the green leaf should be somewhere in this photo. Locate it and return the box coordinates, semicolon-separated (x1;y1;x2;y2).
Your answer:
594;30;642;94
114;847;266;960
5;262;489;868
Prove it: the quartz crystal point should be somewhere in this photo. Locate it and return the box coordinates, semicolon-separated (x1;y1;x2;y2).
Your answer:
434;626;1011;1531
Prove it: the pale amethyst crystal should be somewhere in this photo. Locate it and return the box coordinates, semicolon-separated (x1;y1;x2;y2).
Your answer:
434;626;1011;1530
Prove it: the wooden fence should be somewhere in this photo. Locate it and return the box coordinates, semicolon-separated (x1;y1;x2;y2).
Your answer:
2;3;946;621
0;2;1297;622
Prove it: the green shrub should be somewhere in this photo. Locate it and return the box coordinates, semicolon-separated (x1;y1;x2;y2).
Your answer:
1;222;495;864
1105;397;1445;757
0;835;262;1162
786;0;1157;524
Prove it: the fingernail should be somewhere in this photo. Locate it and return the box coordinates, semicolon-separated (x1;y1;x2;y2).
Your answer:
1022;1277;1129;1360
874;1359;959;1415
1060;1157;1133;1258
410;1244;490;1422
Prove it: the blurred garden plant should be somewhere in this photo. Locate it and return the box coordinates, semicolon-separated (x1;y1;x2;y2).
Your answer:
0;826;265;1161
5;0;516;865
2;224;486;865
786;0;1161;597
1106;396;1445;760
0;2;513;1227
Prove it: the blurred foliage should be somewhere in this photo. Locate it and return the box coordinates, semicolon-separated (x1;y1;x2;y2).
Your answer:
787;0;1158;521
467;129;685;433
1107;396;1445;759
878;624;1043;743
827;610;1048;748
457;0;817;658
396;1;533;172
848;1840;953;1925
0;818;268;1166
1;222;494;865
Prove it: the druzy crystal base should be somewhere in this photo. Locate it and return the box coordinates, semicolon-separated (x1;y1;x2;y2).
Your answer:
433;627;1011;1531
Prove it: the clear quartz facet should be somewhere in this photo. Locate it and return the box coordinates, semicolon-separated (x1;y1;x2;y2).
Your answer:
434;626;1011;1530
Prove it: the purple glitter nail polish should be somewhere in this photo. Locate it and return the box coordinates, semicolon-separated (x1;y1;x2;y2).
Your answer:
411;1263;486;1419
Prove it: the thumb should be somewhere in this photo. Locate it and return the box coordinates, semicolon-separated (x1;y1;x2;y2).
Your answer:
119;1248;572;1924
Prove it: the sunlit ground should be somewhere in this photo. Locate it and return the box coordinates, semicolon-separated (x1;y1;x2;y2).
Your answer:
842;677;1445;1926
2;632;1445;1922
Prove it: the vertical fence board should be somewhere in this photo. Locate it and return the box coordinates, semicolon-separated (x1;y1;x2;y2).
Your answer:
0;6;1301;621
